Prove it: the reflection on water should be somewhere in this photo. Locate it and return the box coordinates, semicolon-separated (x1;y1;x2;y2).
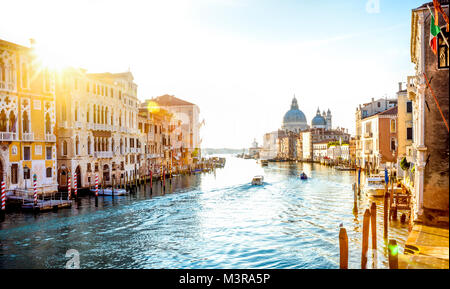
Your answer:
0;156;409;269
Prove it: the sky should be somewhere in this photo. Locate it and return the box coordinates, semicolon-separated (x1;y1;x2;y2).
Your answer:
0;0;425;149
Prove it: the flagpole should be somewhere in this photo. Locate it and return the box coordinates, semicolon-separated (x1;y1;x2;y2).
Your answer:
427;5;450;48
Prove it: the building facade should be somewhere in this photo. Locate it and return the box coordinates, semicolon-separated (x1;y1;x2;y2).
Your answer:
1;39;58;194
56;69;141;189
408;2;449;225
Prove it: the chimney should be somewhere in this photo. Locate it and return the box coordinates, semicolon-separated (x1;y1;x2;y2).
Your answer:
371;97;374;102
398;82;402;92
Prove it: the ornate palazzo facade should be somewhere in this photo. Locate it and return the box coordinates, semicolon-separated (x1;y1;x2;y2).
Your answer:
0;39;57;193
56;68;142;189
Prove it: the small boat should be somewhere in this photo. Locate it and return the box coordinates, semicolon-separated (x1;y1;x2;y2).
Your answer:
299;172;308;180
90;187;128;196
261;160;269;166
251;175;264;185
335;166;356;171
363;177;386;197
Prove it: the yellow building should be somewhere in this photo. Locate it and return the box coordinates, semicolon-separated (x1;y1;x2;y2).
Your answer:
0;39;57;194
396;82;413;178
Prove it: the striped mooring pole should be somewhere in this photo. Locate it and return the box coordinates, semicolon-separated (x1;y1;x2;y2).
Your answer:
74;172;78;198
95;174;99;207
1;181;6;220
67;172;71;200
33;174;37;206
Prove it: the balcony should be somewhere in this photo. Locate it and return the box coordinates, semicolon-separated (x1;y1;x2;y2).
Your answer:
74;121;83;129
45;134;56;142
86;123;94;130
22;132;34;141
0;132;17;141
364;132;373;138
95;151;113;158
364;149;373;155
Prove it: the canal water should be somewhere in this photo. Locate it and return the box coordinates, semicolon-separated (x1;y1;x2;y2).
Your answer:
0;156;409;269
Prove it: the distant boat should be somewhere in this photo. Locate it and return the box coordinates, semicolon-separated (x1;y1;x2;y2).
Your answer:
251;175;264;185
261;160;269;166
299;172;308;180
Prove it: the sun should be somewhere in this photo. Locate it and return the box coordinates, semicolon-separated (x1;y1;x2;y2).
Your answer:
32;42;70;72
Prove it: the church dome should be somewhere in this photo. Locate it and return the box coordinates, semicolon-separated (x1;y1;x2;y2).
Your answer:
312;114;326;126
283;97;307;125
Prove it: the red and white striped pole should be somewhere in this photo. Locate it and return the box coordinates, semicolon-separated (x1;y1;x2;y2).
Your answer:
67;172;71;200
1;181;6;211
0;180;5;220
95;174;98;197
74;172;78;198
33;174;37;206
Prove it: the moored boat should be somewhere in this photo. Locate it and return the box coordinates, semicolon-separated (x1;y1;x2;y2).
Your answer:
90;187;128;196
363;177;385;197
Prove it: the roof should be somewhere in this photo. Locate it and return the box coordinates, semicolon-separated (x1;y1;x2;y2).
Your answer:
87;71;134;81
378;106;398;115
148;94;195;106
0;38;29;51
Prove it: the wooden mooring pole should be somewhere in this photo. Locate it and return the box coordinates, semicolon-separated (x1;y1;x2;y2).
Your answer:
388;239;398;269
339;226;348;269
384;188;390;240
370;202;377;269
361;209;371;269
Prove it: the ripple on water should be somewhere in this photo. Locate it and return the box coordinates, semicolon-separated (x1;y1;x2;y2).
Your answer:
0;158;410;269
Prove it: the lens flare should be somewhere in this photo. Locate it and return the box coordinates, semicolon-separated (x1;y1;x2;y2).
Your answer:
147;101;160;113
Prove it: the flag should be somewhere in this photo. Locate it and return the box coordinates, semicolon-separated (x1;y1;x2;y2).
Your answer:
433;0;449;32
430;13;441;55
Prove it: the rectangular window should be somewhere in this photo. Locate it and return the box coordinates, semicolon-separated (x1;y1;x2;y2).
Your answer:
406;101;412;113
11;164;18;184
23;146;31;160
46;146;52;160
407;127;413;140
46;167;52;178
438;30;449;69
87;163;91;172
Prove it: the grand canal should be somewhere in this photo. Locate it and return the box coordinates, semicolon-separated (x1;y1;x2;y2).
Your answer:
0;156;409;269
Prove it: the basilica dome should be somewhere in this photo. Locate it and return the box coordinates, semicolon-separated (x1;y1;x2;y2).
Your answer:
311;108;328;129
282;96;308;132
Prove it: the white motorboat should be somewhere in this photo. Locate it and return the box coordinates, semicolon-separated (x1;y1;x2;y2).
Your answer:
91;187;128;196
251;175;264;185
363;177;386;197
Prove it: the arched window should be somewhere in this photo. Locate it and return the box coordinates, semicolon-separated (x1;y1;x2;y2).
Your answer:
22;111;30;133
86;106;90;122
390;119;396;133
0;110;7;132
45;113;51;134
9;111;16;133
88;137;91;155
75;136;80;155
62;99;67;121
93;104;96;123
74;104;78;122
0;60;5;82
21;63;28;88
